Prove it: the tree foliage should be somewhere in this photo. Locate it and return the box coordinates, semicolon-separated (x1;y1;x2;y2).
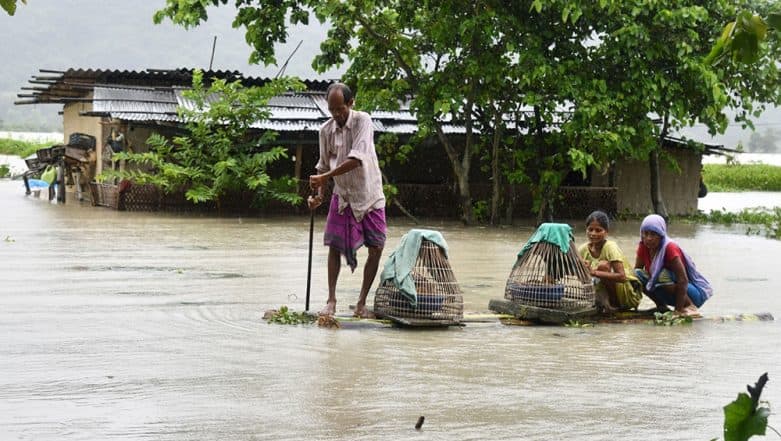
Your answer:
155;0;781;223
104;69;305;209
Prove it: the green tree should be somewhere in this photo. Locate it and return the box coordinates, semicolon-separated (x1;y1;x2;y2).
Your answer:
155;0;781;222
155;0;604;224
105;69;304;210
570;1;781;219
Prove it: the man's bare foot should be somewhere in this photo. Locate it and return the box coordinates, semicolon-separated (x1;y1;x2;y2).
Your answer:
319;301;336;316
353;305;375;319
598;303;617;315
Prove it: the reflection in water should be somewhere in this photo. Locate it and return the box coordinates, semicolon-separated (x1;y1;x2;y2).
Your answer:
0;180;779;440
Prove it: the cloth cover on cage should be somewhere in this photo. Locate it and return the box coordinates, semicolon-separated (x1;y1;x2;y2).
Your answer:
518;223;574;257
26;179;50;189
380;229;448;308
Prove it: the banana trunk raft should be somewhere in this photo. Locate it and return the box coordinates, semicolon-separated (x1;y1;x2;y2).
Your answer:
487;298;774;326
263;305;774;329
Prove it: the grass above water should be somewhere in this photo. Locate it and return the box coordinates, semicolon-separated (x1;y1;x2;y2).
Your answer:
0;138;51;159
688;207;781;240
702;163;781;192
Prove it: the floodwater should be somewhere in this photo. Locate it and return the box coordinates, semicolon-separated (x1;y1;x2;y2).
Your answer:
1;178;780;441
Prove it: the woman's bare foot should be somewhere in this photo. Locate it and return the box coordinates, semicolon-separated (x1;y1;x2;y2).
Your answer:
319;301;336;316
676;305;702;318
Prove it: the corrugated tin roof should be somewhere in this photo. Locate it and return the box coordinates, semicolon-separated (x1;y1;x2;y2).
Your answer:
369;110;418;122
16;68;331;105
250;120;327;132
93;86;177;114
91;84;468;134
109;112;181;122
19;68;480;136
377;122;466;134
267;95;321;108
268;107;325;120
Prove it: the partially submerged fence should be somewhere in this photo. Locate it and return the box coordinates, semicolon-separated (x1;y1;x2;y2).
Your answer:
88;181;618;219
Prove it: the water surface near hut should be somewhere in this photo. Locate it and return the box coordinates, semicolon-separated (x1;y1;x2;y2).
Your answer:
1;179;779;440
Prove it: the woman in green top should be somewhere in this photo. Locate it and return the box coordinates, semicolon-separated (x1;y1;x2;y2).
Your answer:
578;210;642;312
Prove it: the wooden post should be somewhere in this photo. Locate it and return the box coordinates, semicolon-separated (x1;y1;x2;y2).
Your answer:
73;169;83;201
294;144;304;196
56;160;66;203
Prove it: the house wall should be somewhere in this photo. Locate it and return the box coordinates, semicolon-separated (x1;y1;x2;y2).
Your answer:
63;101;102;147
62;99;104;176
591;148;701;215
124;124;159;153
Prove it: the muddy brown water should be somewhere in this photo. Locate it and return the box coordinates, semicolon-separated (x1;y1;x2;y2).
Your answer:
1;178;780;440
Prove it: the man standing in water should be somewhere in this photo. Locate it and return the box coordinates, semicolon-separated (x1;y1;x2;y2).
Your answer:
308;82;386;318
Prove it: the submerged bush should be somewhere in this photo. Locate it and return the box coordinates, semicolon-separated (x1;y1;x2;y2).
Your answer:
692;207;781;240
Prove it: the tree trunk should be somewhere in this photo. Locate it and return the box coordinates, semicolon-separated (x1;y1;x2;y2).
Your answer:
457;172;473;224
649;149;669;220
381;171;419;224
535;186;555;226
490;113;503;225
434;124;474;225
504;184;515;225
651;112;670;220
533;106;553;225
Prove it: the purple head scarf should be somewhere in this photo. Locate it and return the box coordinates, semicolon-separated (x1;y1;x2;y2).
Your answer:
639;214;713;299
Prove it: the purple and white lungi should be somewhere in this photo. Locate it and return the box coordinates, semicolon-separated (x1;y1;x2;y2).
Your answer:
324;194;386;271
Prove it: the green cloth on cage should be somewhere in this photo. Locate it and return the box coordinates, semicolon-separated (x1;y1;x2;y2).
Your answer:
380;229;449;308
518;223;574;257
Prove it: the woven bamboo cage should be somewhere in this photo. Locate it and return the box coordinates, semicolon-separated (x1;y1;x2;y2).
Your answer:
374;239;463;321
505;239;595;311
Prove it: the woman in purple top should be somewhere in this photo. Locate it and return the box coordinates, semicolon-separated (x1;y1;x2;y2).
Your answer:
634;215;713;317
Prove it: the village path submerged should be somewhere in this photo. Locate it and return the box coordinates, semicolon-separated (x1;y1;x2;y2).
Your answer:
0;178;780;440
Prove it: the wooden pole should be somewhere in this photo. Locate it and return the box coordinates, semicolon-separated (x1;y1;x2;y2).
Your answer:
306;209;314;312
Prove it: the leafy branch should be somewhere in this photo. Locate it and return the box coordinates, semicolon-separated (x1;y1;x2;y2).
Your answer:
101;69;305;210
653;311;693;326
265;305;316;325
0;0;26;16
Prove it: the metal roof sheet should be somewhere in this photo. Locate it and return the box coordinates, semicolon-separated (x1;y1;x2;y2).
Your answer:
93;86;177;114
268;107;325;120
108;112;180;122
249;120;326;132
94;86;176;102
267;94;322;109
22;70;482;136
